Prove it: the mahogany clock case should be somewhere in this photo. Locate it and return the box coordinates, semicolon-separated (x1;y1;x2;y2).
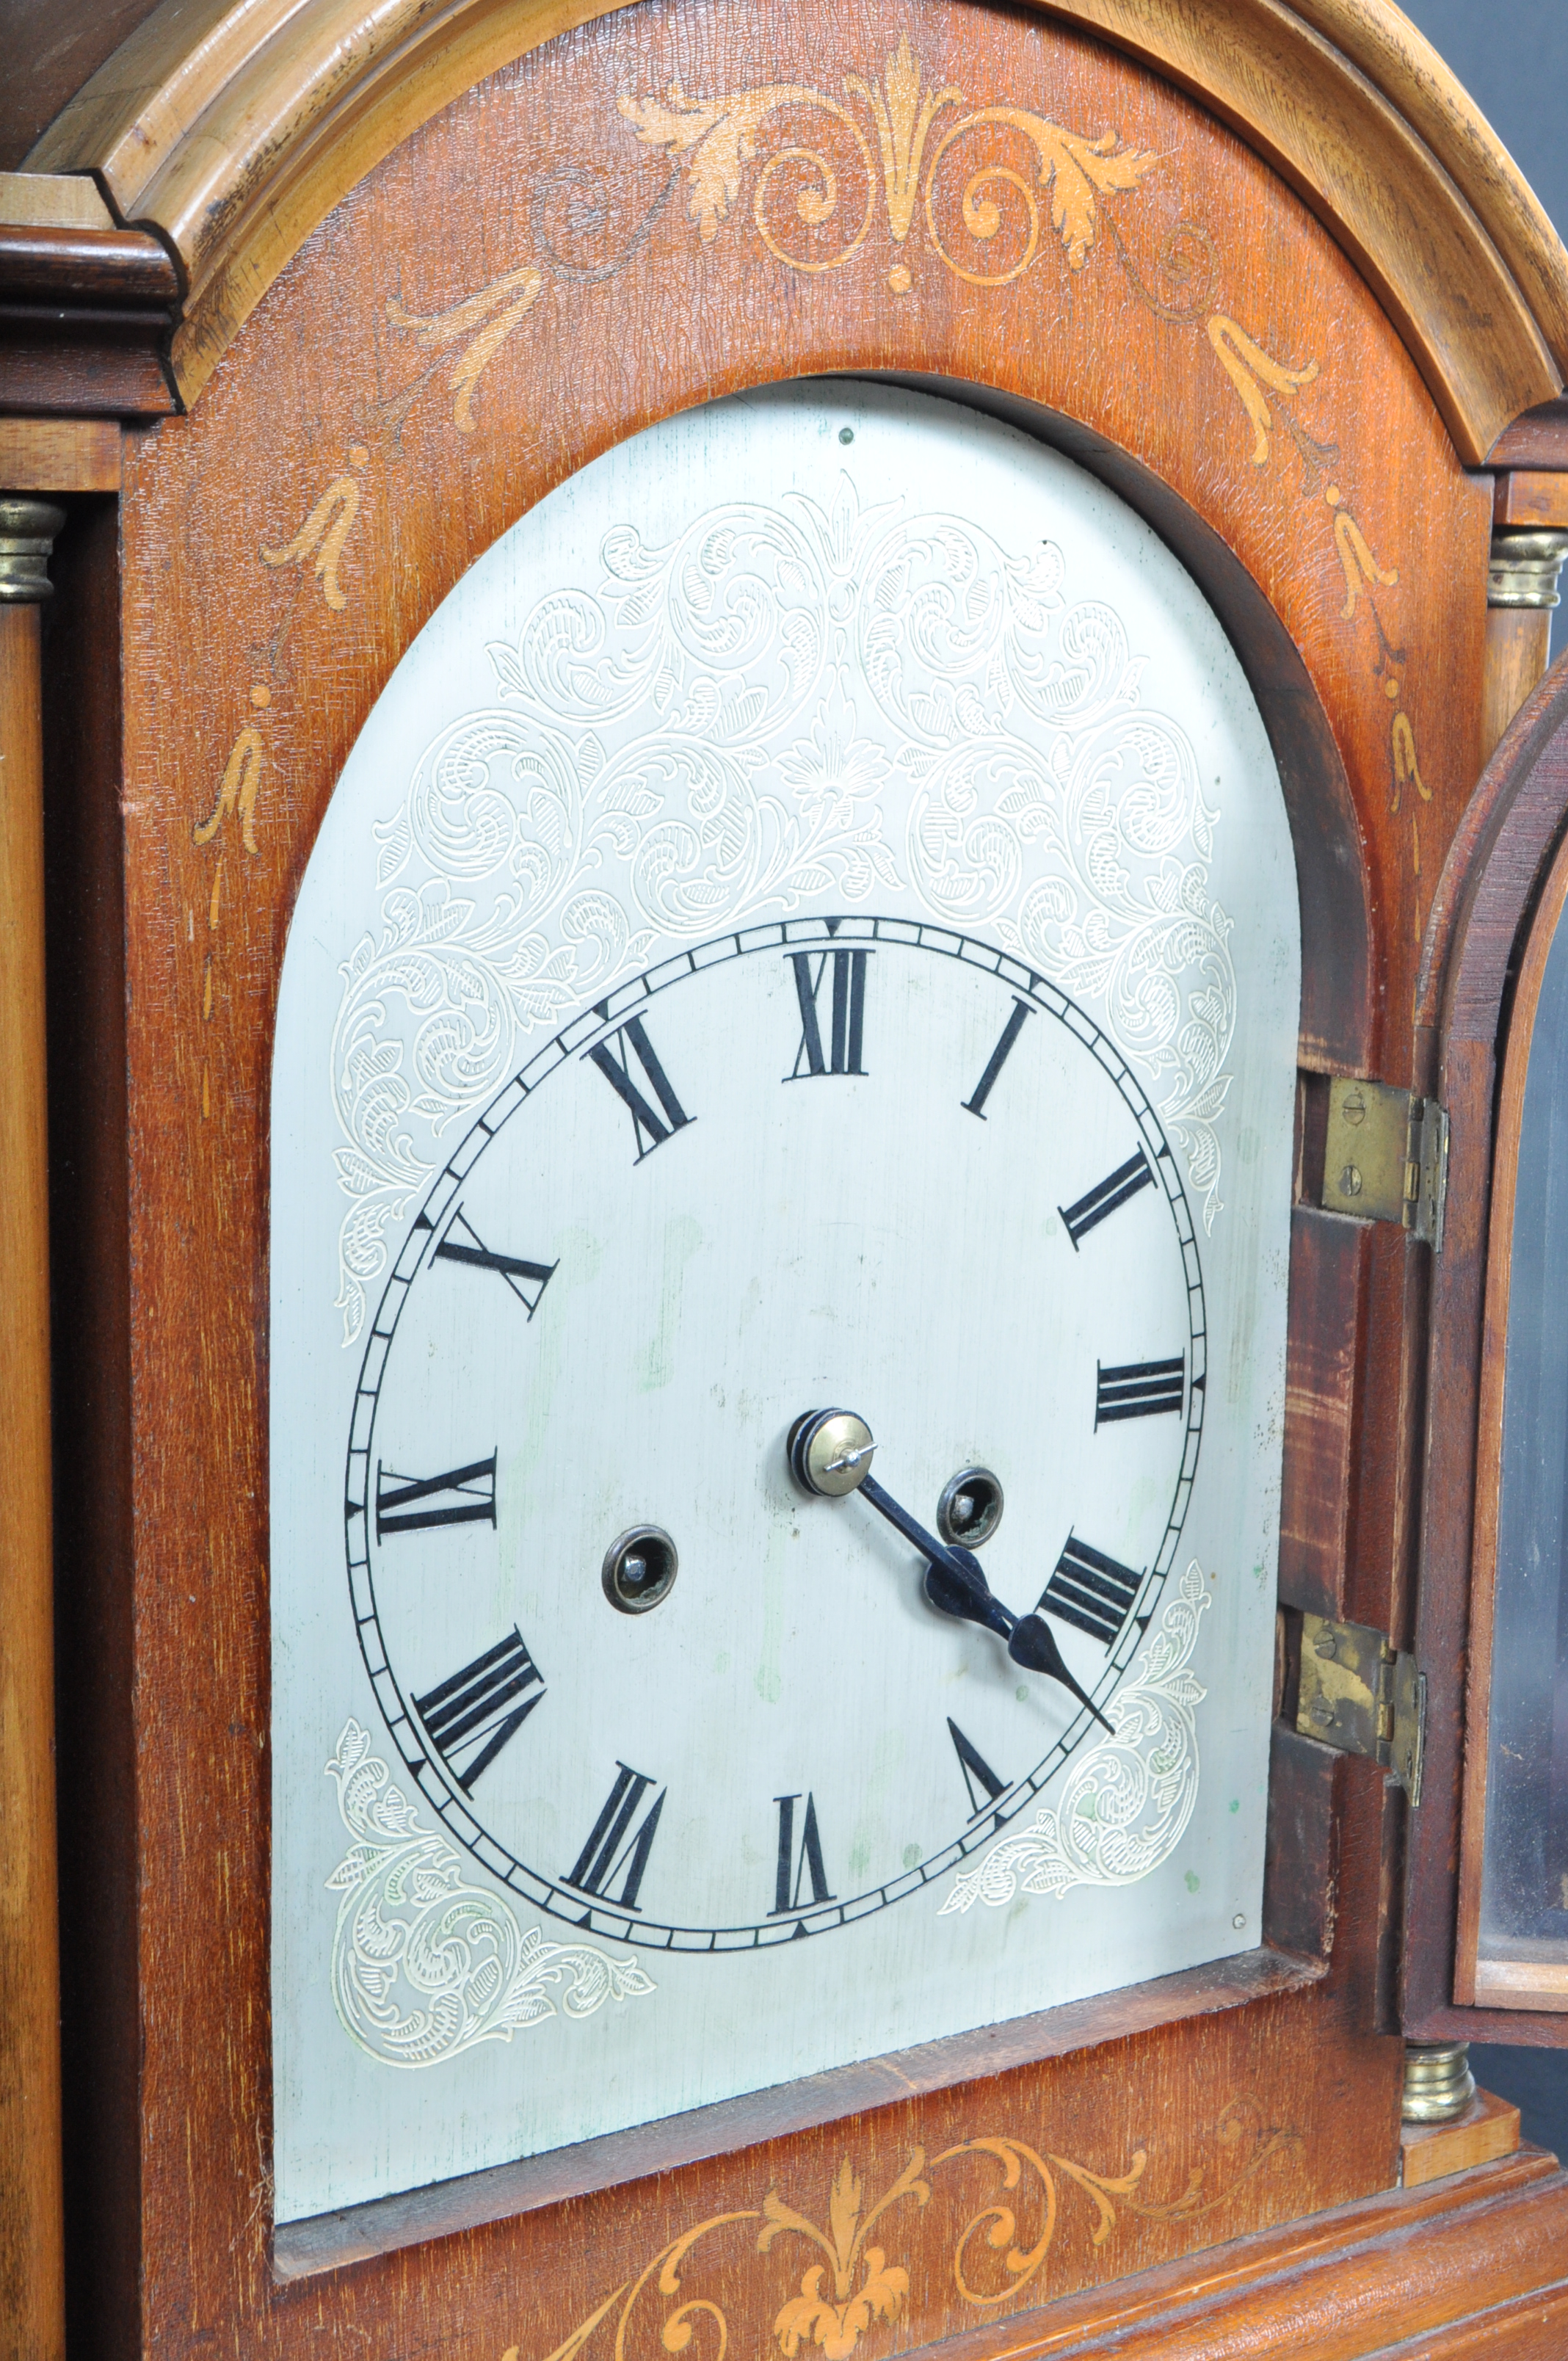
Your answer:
21;0;1544;2354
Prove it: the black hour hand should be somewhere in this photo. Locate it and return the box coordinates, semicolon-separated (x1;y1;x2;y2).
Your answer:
921;1541;1014;1644
1008;1610;1115;1733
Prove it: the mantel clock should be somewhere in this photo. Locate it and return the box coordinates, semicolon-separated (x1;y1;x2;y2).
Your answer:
7;2;1568;2357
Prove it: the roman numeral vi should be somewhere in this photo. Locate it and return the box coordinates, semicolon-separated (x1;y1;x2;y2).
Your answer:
771;1791;835;1915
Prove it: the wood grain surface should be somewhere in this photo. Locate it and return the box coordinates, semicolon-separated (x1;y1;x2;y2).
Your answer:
42;0;1514;2351
17;0;1566;451
1401;2089;1520;2188
1406;652;1568;2045
0;594;66;2360
0;417;121;489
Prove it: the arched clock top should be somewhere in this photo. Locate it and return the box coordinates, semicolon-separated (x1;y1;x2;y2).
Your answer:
25;0;1568;454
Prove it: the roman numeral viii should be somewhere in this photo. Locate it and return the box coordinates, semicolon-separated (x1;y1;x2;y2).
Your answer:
586;1015;692;1160
1036;1535;1144;1648
787;949;868;1078
771;1791;835;1915
431;1206;556;1316
1059;1147;1155;1247
565;1764;666;1911
1095;1357;1185;1426
414;1628;545;1791
376;1454;497;1539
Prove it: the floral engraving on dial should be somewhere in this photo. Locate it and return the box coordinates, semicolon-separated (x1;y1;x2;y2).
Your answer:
938;1562;1211;1911
325;1719;655;2066
330;472;1235;1340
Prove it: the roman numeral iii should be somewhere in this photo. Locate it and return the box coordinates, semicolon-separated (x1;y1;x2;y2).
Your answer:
771;1791;835;1915
1095;1357;1185;1426
430;1206;556;1316
1059;1147;1155;1247
586;1015;692;1160
376;1454;497;1539
1036;1536;1144;1647
786;949;868;1078
565;1764;667;1911
413;1628;544;1791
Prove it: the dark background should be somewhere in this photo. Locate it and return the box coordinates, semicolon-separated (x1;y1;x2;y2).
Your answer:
1398;0;1568;2151
3;0;1567;2160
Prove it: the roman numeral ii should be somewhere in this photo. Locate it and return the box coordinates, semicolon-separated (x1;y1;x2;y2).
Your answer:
1059;1147;1155;1247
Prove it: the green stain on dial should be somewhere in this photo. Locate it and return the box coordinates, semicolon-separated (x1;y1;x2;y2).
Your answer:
1185;1870;1201;1893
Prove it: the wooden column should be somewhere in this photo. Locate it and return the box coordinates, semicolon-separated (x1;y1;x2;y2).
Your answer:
1480;521;1568;767
0;496;65;2361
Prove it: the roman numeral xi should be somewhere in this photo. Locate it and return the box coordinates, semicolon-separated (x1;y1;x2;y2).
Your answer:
413;1628;545;1792
586;1013;692;1161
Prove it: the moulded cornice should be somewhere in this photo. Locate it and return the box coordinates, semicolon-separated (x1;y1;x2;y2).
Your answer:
21;0;1568;456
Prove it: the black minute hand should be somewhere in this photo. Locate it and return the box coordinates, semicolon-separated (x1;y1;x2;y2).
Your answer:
787;1410;1113;1731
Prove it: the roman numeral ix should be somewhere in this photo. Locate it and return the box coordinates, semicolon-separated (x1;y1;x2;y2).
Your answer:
586;1014;692;1160
1059;1147;1155;1247
771;1791;835;1915
1095;1357;1186;1426
376;1454;497;1539
787;947;868;1079
430;1206;556;1316
1036;1535;1144;1648
565;1763;667;1912
413;1628;545;1791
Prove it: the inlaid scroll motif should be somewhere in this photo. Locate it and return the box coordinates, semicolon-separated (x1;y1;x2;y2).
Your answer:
523;2106;1299;2361
325;1719;654;2066
618;33;1157;294
330;476;1236;1338
939;1562;1211;1910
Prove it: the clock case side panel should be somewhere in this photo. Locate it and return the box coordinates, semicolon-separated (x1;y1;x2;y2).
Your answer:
38;493;144;2361
1405;649;1568;2045
101;2;1495;2347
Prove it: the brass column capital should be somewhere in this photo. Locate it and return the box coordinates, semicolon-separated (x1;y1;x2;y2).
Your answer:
0;497;66;603
1488;526;1568;609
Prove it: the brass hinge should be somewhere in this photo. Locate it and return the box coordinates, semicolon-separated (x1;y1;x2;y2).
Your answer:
1321;1076;1448;1250
1296;1612;1426;1804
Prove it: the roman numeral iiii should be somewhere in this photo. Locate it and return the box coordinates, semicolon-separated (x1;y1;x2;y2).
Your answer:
1036;1535;1144;1648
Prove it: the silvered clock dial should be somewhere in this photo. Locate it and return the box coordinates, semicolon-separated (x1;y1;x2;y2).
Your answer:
349;923;1205;1948
270;382;1298;2224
